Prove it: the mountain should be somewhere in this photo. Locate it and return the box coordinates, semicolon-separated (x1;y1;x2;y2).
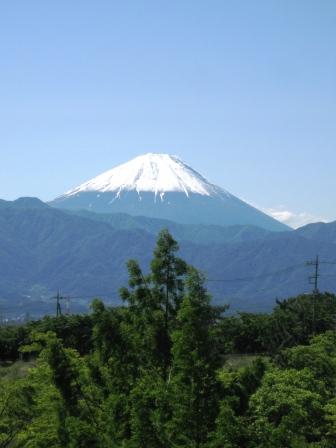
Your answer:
68;209;273;245
51;153;289;232
1;198;336;317
0;197;49;210
296;221;336;244
0;198;155;312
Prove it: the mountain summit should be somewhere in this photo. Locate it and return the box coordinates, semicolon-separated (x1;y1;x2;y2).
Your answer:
51;153;289;231
61;153;228;199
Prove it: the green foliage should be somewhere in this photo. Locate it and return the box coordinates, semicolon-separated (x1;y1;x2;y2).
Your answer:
0;314;93;364
218;313;272;354
14;363;61;447
219;357;267;416
167;268;220;447
128;370;169;448
0;378;35;446
217;293;336;358
249;368;326;447
31;314;94;356
119;229;187;381
272;293;336;348
0;325;30;361
1;231;336;447
207;400;246;448
280;331;336;390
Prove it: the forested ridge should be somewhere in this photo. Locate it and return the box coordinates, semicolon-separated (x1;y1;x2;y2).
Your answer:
1;230;336;447
3;199;336;312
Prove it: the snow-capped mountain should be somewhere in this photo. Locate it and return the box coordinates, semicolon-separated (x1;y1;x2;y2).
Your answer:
61;153;228;199
51;153;289;231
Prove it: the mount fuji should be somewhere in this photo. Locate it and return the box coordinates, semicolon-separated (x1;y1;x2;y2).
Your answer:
51;153;289;232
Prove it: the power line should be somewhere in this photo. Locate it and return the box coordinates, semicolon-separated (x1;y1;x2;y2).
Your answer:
64;293;117;299
207;258;336;287
3;258;336;320
50;291;119;317
206;263;306;283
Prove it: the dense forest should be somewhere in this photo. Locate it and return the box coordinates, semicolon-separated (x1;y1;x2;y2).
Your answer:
1;230;336;447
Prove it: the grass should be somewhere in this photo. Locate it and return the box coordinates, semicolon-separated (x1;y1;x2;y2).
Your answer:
223;353;267;370
0;360;36;380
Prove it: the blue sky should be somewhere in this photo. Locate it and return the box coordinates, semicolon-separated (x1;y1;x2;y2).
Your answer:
0;1;335;227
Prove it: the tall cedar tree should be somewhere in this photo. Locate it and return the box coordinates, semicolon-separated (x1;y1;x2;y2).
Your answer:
151;229;187;379
168;267;220;448
120;229;187;379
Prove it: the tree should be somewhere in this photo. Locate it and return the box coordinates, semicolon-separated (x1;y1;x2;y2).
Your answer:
120;229;187;379
0;377;35;447
208;358;267;448
168;267;220;447
128;370;170;448
151;229;187;379
280;331;336;392
207;400;245;448
151;229;187;323
13;363;62;448
30;331;103;447
249;367;326;447
272;293;336;350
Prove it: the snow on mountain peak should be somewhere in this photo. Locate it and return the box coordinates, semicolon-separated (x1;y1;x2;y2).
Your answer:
64;153;230;199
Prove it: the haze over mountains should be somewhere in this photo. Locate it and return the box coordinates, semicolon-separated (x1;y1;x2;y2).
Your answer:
1;197;336;318
51;153;288;232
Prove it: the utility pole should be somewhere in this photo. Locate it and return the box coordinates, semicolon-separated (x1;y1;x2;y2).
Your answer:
53;291;72;317
54;290;63;317
56;290;62;317
307;255;320;295
306;255;320;336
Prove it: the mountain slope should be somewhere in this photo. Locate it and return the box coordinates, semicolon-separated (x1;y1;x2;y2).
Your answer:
68;209;273;245
296;221;336;244
1;198;335;316
61;153;222;198
0;198;154;304
51;153;289;232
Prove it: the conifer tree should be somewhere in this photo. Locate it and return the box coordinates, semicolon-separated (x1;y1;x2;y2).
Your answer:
37;332;102;447
120;258;167;374
128;370;170;448
151;229;187;379
168;267;220;447
120;229;187;379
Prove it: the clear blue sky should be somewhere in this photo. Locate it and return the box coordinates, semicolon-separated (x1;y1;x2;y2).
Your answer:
0;0;335;227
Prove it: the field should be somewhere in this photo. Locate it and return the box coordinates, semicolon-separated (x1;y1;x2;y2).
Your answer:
0;360;35;381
